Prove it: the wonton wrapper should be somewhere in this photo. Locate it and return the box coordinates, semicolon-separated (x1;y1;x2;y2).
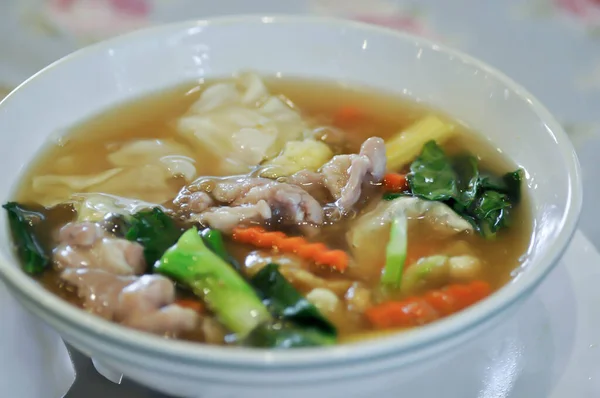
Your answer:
33;139;197;206
177;72;313;175
347;197;474;274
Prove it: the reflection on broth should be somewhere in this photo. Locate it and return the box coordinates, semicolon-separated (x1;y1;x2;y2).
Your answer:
5;73;531;347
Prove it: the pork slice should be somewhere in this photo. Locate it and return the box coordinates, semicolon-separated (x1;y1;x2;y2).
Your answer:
234;182;324;225
177;176;270;204
54;237;146;275
61;269;199;337
116;275;199;336
359;136;386;180
175;174;324;228
60;268;136;319
320;155;352;200
337;156;371;211
194;200;272;233
320;137;386;212
173;190;215;213
58;222;105;247
54;221;146;275
285;170;329;202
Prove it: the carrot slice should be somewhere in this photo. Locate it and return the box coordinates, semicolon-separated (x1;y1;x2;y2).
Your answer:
365;280;492;329
333;105;363;126
231;227;349;272
175;299;204;313
382;173;409;192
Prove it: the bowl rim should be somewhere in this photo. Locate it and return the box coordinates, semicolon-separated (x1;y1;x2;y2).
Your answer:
0;14;583;368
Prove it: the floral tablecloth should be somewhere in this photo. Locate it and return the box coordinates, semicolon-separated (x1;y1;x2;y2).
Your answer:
0;1;599;397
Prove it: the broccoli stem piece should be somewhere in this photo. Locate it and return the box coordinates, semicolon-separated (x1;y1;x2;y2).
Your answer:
155;227;271;337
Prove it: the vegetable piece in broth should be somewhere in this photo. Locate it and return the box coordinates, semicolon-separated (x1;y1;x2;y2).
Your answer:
243;321;335;348
200;227;243;273
407;141;458;201
405;141;523;238
155;227;271;337
3;202;51;274
366;280;492;329
232;227;349;272
386;114;456;170
125;208;185;267
380;214;408;289
251;263;337;337
452;155;479;209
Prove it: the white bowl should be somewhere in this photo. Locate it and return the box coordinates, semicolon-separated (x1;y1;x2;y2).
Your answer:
0;15;582;398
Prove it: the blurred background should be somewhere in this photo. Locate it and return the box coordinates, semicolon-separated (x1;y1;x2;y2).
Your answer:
1;1;599;397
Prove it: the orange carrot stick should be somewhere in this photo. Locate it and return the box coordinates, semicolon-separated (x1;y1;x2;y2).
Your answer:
382;173;408;192
333;105;363;126
232;227;349;272
175;299;205;313
365;280;491;329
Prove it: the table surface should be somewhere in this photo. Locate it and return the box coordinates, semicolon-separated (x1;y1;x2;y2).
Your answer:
1;1;600;397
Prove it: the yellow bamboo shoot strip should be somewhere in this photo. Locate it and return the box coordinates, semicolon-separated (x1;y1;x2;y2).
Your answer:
385;114;456;170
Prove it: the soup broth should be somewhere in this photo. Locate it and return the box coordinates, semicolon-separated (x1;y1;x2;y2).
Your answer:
9;74;531;346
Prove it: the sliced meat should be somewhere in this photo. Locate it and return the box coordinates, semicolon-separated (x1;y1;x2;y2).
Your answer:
193;200;272;233
61;269;199;337
285;170;329;201
359;136;386;180
286;170;324;187
58;222;105;247
175;175;324;227
338;155;371;211
212;177;271;203
173;137;384;230
233;181;323;225
320;155;352;200
54;236;146;276
116;275;198;335
320;137;386;212
173;190;215;214
179;176;270;204
61;268;135;319
54;222;146;275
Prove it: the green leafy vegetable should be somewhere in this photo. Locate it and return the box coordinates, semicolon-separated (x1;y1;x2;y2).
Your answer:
470;191;512;238
380;213;407;288
407;140;458;201
155;227;271;337
3;202;50;274
125;208;184;267
200;228;242;272
404;141;523;238
480;169;524;203
453;155;479;208
251;263;336;336
242;321;335;348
